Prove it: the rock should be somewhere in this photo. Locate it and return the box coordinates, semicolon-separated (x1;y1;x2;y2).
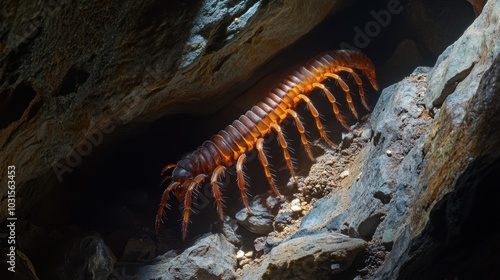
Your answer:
55;233;115;280
12;250;40;280
0;0;343;231
291;205;302;213
406;0;475;56
235;193;279;235
220;216;243;246
341;132;354;148
375;1;500;278
264;237;283;254
2;0;498;278
274;210;293;232
254;237;267;253
339;170;350;178
130;233;237;280
121;235;156;262
240;232;366;279
467;0;487;16
236;250;245;259
379;39;424;85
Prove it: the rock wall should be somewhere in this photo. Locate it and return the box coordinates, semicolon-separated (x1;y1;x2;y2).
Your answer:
2;0;495;279
0;0;344;218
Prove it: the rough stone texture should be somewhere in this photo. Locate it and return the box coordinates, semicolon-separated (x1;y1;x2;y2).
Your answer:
295;66;432;244
240;233;366;279
235;193;280;235
0;0;492;279
0;0;343;225
424;1;499;113
115;233;237;280
236;1;499;277
55;233;116;280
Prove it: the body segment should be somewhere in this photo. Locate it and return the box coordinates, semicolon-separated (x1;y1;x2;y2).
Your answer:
156;50;378;240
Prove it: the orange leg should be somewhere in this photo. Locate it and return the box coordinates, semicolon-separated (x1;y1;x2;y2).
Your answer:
211;166;226;221
270;123;297;183
161;164;177;176
155;181;181;236
236;154;253;213
336;66;370;111
324;73;358;119
256;138;284;200
182;174;207;240
297;94;338;148
313;82;350;131
160;176;173;187
285;109;314;161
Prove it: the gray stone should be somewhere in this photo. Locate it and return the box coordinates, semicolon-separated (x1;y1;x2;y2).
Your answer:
56;233;115;280
129;233;236;280
235;193;278;235
240;232;366;280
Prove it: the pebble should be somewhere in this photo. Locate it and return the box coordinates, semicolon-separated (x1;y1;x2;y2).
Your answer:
339;170;350;179
291;205;302;213
386;150;392;157
245;251;253;258
239;258;250;266
236;250;245;259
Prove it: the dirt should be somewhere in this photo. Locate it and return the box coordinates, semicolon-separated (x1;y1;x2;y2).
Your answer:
235;119;378;274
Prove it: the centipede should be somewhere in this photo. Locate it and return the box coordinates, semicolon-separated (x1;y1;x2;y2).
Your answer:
156;50;379;240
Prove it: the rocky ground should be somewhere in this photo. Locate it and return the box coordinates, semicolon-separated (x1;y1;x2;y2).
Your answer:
1;0;498;280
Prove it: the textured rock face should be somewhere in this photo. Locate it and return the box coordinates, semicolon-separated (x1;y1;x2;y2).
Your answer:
0;0;343;221
242;233;367;279
133;233;237;280
1;0;494;279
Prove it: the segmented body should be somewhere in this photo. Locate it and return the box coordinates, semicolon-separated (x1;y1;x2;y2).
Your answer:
156;50;379;240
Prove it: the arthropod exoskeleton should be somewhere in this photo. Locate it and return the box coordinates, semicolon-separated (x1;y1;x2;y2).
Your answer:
156;50;379;240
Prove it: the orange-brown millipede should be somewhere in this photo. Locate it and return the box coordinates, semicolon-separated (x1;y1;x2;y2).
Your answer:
156;50;379;240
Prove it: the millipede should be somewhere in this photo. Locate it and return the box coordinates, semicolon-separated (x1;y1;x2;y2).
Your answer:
156;50;379;240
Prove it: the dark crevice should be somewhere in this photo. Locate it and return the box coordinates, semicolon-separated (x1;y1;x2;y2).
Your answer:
56;66;90;97
358;213;385;241
433;62;476;109
397;155;500;280
0;82;37;130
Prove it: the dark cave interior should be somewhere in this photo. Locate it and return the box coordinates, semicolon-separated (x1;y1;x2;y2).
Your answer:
3;0;490;279
62;0;475;253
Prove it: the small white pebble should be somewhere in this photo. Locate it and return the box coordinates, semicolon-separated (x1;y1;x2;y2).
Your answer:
245;251;253;258
291;205;302;212
236;250;244;259
386;150;392;157
339;170;350;179
239;258;250;266
291;198;300;206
